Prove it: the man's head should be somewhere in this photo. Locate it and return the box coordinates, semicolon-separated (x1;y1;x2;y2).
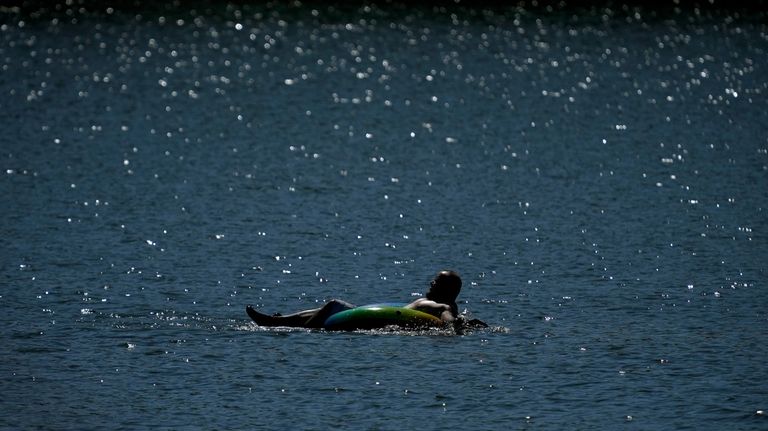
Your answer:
426;270;462;303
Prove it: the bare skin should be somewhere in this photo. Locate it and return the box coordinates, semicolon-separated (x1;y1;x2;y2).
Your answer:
405;297;457;324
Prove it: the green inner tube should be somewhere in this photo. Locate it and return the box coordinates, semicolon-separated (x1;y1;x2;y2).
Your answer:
323;303;443;331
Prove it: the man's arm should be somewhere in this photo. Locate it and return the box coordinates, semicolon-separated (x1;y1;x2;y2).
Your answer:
405;299;455;323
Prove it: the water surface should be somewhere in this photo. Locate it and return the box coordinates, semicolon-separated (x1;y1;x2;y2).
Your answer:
1;1;767;429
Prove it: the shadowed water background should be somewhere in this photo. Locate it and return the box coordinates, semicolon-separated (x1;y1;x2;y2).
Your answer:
1;1;767;429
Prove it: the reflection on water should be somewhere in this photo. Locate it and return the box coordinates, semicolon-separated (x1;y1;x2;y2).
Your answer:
2;1;767;429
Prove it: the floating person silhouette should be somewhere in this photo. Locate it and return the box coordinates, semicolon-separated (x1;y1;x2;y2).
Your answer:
246;270;487;331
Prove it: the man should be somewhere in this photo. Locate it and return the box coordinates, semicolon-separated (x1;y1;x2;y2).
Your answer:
246;270;486;331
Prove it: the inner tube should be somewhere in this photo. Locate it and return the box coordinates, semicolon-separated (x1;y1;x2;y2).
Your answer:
323;303;443;331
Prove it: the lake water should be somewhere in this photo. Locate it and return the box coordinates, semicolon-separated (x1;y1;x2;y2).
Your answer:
2;1;767;429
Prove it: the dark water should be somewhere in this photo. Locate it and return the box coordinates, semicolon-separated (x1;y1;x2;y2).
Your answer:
2;1;767;429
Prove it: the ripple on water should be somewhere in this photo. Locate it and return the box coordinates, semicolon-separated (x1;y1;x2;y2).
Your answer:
1;1;767;430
